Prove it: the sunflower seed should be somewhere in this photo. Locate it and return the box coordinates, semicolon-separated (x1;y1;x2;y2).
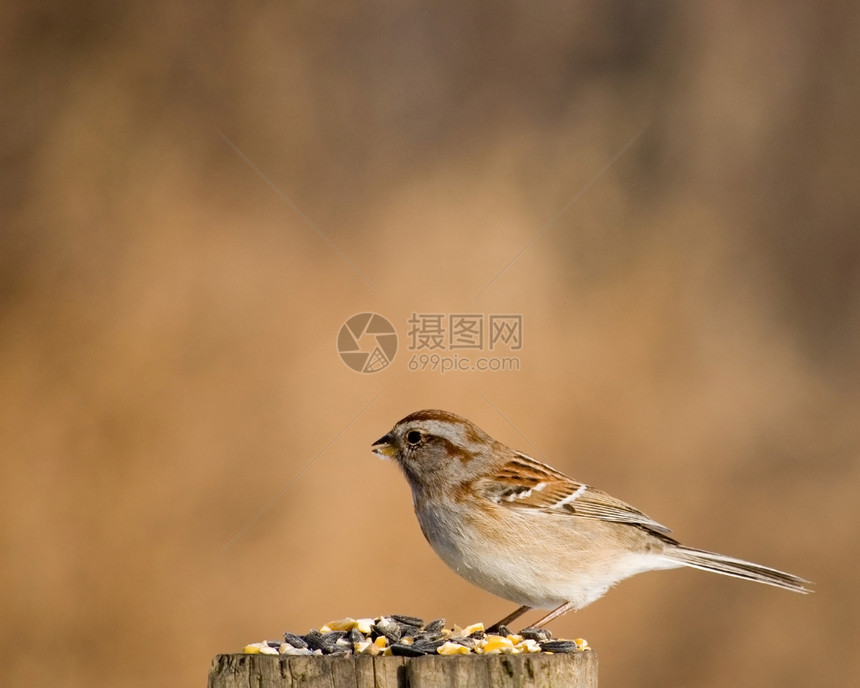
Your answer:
302;630;340;654
412;638;448;653
389;643;429;657
283;632;308;649
451;636;476;650
371;617;402;643
391;614;424;628
422;618;446;635
520;627;552;642
540;640;577;653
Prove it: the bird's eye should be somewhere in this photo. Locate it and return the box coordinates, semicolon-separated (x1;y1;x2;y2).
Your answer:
406;430;422;446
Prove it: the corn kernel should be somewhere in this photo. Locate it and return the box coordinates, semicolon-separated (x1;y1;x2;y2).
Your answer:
322;618;357;632
517;639;541;653
483;635;514;653
437;641;471;655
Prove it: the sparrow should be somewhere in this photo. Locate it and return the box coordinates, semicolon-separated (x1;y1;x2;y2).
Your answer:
371;409;810;629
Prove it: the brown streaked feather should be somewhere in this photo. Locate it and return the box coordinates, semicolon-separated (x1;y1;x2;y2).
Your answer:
476;452;673;534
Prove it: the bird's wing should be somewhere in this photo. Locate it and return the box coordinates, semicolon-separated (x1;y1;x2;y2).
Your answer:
475;452;672;534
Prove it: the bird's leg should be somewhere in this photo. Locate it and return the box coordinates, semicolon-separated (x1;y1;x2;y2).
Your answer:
487;605;532;633
532;602;576;628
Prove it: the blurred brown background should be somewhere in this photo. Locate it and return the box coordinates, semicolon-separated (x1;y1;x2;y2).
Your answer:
2;2;858;687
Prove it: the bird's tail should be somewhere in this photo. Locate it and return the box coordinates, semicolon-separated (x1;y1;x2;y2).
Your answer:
667;545;811;593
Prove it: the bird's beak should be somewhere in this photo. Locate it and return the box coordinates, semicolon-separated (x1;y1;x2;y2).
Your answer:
372;434;396;459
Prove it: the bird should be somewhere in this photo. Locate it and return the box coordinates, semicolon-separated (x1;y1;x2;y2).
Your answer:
371;409;810;629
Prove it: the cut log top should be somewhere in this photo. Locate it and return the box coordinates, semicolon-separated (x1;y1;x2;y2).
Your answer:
209;652;598;688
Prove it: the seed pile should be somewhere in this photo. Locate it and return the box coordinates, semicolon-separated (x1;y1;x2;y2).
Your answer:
243;616;589;657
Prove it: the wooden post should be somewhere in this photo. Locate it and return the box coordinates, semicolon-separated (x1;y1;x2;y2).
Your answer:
208;652;598;688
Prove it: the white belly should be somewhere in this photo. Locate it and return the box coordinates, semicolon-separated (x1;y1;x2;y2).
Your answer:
415;500;679;610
